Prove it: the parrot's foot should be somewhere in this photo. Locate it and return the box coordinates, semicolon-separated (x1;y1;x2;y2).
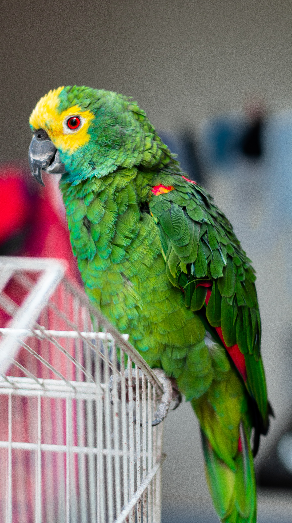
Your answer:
109;368;181;426
109;369;143;405
152;369;182;426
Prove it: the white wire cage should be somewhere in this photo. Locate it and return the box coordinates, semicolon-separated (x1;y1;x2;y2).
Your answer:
0;257;166;523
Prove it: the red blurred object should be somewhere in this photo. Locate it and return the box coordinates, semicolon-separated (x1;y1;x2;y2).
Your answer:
0;169;30;244
0;164;80;282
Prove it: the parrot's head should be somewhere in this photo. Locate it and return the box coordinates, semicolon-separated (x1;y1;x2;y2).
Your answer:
29;85;155;186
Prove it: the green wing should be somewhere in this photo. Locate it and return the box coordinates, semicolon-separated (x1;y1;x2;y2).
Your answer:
148;174;269;428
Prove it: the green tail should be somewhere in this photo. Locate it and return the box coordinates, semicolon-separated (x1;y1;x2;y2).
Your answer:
201;424;257;523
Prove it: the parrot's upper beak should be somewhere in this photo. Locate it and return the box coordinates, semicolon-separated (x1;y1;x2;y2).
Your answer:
28;129;66;186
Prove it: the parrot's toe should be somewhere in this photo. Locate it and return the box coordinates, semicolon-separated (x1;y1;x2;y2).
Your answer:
152;369;181;426
109;369;143;405
109;368;180;426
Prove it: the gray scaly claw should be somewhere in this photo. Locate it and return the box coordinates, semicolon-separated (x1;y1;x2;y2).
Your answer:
109;369;143;405
152;369;182;426
109;368;182;426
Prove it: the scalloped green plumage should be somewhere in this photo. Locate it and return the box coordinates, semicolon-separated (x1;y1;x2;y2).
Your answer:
218;256;236;297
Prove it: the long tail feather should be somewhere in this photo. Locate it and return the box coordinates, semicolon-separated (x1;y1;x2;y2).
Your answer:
201;423;257;523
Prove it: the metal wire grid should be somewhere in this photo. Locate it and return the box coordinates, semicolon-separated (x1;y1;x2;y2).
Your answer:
0;257;166;523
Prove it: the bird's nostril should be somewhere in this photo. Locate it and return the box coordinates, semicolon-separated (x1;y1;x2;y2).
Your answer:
35;129;50;141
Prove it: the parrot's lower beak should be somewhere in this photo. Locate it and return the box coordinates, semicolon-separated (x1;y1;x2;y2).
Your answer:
28;131;66;186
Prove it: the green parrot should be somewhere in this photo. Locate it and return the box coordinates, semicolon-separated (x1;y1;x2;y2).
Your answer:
28;86;271;523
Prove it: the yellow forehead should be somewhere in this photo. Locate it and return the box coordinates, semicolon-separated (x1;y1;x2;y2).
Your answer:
29;87;94;153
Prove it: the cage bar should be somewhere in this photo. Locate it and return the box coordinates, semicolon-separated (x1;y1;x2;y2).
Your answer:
0;257;167;523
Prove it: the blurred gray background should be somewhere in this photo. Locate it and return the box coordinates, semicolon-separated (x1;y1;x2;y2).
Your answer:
1;1;292;521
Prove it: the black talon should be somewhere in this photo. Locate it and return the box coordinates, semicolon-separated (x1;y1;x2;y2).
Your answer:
171;391;182;411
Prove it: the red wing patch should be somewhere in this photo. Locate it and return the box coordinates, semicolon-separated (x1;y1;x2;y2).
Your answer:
238;436;243;453
151;184;174;195
197;282;247;382
182;175;197;185
215;326;247;382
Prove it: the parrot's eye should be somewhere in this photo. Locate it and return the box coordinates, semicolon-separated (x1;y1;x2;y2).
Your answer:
67;116;81;129
64;115;83;133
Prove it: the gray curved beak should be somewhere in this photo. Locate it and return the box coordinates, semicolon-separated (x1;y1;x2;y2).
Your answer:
28;130;66;186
